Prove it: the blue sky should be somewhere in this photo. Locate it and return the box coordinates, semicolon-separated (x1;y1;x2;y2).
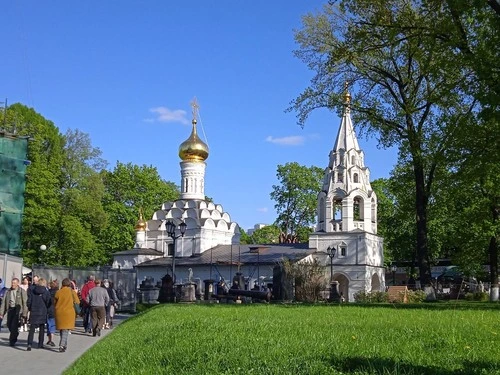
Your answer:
1;1;397;232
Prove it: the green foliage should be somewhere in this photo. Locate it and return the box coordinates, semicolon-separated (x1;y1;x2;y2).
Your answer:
249;224;280;244
99;162;179;259
353;291;389;303
406;290;427;303
270;162;323;237
465;292;490;302
289;1;497;286
7;104;65;264
238;227;251;245
281;257;327;302
66;305;500;375
5;103;180;267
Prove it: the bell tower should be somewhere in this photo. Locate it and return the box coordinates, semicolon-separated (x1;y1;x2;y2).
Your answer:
316;83;378;234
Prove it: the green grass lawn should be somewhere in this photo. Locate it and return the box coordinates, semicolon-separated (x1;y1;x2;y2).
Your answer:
65;303;500;375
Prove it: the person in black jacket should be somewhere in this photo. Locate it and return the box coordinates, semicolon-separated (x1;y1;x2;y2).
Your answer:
46;279;59;346
26;278;52;351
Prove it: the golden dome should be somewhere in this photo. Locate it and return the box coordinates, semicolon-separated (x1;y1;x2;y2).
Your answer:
179;119;209;162
134;210;147;231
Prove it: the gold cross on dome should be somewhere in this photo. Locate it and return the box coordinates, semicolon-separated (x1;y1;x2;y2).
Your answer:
190;97;200;120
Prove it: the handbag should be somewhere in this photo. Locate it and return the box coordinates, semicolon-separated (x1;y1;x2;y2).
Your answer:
72;291;81;315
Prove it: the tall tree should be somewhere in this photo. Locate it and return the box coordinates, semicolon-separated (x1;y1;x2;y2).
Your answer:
290;0;478;286
99;162;179;258
3;104;65;265
250;225;281;245
270;162;323;240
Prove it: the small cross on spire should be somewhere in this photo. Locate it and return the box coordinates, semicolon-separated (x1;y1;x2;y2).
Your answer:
190;97;200;121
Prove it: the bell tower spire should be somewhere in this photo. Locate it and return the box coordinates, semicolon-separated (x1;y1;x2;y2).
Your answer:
316;82;378;234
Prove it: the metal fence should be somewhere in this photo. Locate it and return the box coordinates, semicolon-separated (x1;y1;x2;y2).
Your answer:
32;265;137;312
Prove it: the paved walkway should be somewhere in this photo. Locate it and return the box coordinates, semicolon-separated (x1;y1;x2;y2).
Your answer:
0;314;129;374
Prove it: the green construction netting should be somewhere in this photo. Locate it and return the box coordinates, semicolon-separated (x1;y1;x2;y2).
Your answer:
0;134;29;255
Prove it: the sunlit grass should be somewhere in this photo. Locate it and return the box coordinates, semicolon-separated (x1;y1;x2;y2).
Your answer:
65;303;500;375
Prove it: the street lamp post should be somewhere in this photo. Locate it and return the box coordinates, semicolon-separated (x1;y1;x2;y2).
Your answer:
165;220;187;303
39;244;47;265
327;246;340;302
391;264;397;286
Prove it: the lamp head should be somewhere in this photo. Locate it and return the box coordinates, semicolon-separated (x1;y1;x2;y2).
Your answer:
179;221;187;236
165;220;176;237
165;220;187;238
326;246;336;258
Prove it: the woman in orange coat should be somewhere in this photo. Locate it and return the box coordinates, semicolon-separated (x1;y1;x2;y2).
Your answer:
54;278;80;353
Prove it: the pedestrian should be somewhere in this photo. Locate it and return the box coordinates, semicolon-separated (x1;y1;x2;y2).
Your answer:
86;279;109;337
0;284;7;332
19;276;31;332
103;279;119;329
26;278;52;351
54;278;80;353
0;277;28;347
80;275;95;333
20;276;30;292
46;279;59;347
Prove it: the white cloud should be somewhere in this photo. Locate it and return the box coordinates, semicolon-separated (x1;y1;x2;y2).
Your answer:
265;135;305;146
147;107;189;124
257;207;268;213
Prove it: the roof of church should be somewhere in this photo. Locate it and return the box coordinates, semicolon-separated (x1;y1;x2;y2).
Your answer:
113;247;163;256
149;198;239;234
135;243;314;268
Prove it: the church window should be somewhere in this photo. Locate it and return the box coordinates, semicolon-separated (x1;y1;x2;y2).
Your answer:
351;155;356;165
319;198;325;224
167;243;174;257
354;197;364;220
338;171;343;182
353;173;359;183
371;199;376;223
340;246;347;257
333;199;342;220
185;178;189;193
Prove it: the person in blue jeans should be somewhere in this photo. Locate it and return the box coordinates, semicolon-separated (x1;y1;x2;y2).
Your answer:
46;279;58;346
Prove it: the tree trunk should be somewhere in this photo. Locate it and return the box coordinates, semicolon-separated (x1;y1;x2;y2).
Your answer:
414;162;432;287
489;204;499;301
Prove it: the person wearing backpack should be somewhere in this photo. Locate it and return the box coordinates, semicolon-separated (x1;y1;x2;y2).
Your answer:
26;278;52;351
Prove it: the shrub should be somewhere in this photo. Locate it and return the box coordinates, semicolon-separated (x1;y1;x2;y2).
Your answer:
354;290;389;303
465;292;489;302
406;290;427;303
281;258;327;302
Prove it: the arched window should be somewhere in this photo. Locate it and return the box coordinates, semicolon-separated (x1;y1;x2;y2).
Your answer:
353;197;364;220
337;171;344;182
333;199;342;220
351;155;356;165
371;198;376;223
319;197;325;224
353;173;359;183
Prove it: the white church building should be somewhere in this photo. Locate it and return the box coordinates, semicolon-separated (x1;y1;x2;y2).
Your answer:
112;92;385;302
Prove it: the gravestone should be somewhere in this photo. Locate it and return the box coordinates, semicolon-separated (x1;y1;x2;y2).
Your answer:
387;286;408;303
